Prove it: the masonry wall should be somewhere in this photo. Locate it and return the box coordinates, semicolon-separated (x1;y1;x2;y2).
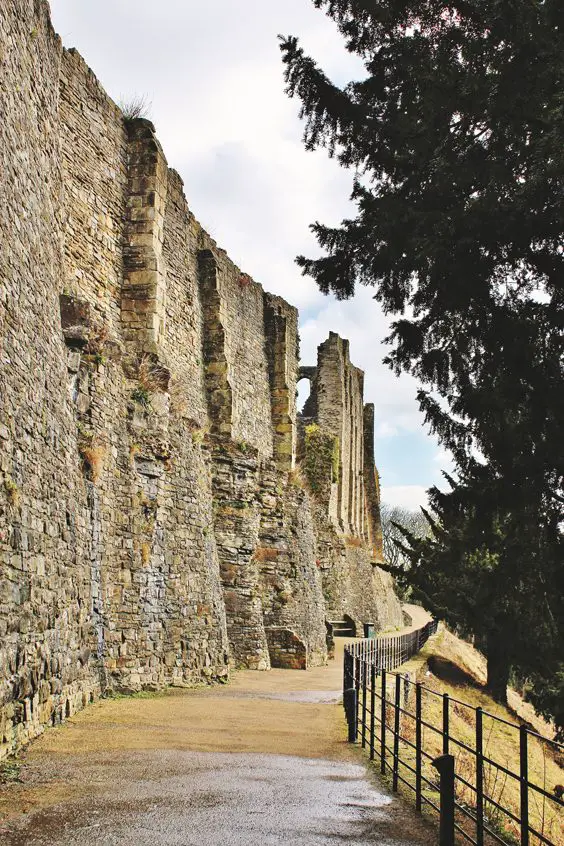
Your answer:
0;0;100;756
161;169;208;424
57;47;231;694
311;333;369;538
217;259;274;456
299;335;403;632
258;467;327;668
0;0;401;756
59;48;128;330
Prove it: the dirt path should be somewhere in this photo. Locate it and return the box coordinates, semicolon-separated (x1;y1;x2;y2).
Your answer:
0;634;435;845
400;604;432;633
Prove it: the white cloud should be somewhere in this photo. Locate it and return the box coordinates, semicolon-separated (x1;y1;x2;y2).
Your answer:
375;421;399;438
381;486;429;512
433;448;455;476
49;0;440;491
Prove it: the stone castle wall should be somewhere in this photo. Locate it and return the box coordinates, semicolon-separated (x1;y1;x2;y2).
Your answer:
0;0;401;758
299;335;399;631
1;0;100;754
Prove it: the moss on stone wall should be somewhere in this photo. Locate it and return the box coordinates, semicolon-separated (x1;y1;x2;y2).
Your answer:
302;424;339;502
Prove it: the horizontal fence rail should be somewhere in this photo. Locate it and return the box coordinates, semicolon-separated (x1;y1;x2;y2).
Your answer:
346;619;439;669
344;625;564;846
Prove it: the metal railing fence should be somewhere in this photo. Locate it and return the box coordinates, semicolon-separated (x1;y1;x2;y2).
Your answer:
344;619;439;672
343;629;564;846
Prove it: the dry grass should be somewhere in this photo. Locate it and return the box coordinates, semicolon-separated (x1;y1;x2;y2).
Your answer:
129;442;141;466
366;629;563;846
130;356;170;410
388;630;564;846
119;94;151;122
138;355;169;393
168;377;189;417
85;323;110;361
288;467;308;490
78;434;108;484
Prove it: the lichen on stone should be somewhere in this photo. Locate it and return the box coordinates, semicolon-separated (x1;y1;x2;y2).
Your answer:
302;423;339;501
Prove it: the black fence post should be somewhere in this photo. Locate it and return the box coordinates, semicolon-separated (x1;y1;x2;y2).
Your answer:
343;649;353;701
393;673;401;792
355;655;361;734
476;707;484;846
344;685;358;742
442;693;450;754
520;726;529;846
380;668;387;774
415;682;422;812
432;753;455;846
343;648;357;743
370;663;376;761
362;658;367;749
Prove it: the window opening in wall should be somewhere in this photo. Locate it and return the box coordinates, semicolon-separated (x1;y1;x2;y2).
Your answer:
297;377;312;415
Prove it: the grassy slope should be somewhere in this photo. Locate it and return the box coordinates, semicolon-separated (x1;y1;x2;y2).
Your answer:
375;627;563;846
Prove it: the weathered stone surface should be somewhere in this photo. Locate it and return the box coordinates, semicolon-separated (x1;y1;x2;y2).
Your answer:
0;0;401;757
265;628;308;670
299;336;403;633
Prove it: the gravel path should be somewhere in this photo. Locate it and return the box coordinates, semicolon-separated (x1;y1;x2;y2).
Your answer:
0;622;435;846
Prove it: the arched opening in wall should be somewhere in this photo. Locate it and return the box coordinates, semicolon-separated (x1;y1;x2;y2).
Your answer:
297;366;317;418
297;377;312;416
343;614;357;637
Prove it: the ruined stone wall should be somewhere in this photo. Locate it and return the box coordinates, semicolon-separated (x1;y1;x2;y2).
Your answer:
56;47;230;695
161;169;208;424
363;404;384;562
264;294;298;473
59;48;128;329
257;467;327;669
0;1;230;756
0;0;401;756
0;0;99;757
215;259;274;456
309;333;369;538
299;335;403;631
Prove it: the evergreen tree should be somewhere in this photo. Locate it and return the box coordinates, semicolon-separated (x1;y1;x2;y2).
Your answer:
390;468;563;715
281;1;563;714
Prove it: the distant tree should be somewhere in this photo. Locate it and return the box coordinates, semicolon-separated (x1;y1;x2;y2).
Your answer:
380;502;428;573
280;1;564;716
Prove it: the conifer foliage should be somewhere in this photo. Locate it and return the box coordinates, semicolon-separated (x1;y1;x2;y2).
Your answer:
280;2;563;723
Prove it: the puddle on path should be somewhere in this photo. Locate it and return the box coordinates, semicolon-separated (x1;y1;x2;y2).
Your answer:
0;751;421;846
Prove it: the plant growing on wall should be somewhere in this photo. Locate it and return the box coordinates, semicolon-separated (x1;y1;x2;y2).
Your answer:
119;94;152;123
3;475;20;508
131;385;151;408
77;430;107;484
302;423;339;501
130;354;170;410
84;323;110;365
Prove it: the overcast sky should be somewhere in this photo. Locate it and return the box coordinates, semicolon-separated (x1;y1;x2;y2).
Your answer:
49;0;453;511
